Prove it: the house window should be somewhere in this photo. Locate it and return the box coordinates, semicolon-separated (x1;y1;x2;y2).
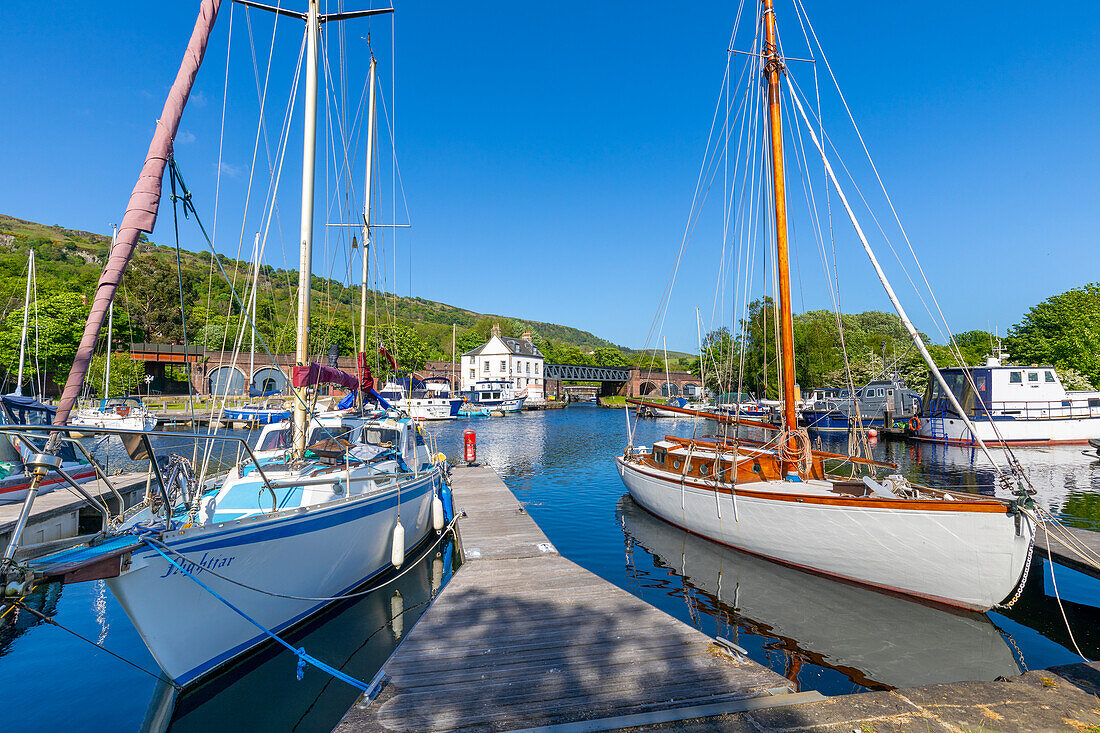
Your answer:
1028;372;1039;382
1045;371;1056;383
484;361;490;372
468;356;474;365
1009;372;1022;384
469;368;475;378
535;363;539;374
526;362;531;374
500;360;506;372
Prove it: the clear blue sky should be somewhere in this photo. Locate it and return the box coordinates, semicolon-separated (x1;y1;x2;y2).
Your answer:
1;1;1097;352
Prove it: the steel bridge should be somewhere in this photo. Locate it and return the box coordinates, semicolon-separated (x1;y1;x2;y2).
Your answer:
543;364;631;382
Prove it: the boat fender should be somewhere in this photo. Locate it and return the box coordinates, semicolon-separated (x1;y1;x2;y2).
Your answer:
909;417;921;432
432;496;445;532
440;478;455;523
431;553;444;596
391;520;405;569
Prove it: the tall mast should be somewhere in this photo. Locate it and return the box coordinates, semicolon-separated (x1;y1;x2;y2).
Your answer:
249;232;260;382
762;0;799;456
359;55;377;360
105;302;114;397
15;249;34;398
293;0;321;458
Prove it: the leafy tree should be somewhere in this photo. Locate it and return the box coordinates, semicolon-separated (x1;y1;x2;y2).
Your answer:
0;291;89;391
1007;284;1100;387
87;353;146;397
592;346;628;367
123;256;193;342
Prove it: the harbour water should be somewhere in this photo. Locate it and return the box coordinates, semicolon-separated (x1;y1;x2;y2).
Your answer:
2;405;1099;729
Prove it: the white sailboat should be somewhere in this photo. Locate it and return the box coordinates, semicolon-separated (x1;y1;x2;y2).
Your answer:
617;0;1036;612
2;1;449;688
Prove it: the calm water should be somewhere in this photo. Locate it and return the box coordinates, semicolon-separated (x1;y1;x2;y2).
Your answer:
2;406;1099;729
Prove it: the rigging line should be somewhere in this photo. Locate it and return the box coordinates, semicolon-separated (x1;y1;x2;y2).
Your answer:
211;2;234;250
792;0;959;348
786;81;1008;478
167;159;198;433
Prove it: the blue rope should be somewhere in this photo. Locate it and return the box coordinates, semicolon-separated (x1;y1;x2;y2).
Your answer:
140;536;370;691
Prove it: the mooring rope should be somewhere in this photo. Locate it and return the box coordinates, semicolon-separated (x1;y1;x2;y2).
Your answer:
140;535;374;690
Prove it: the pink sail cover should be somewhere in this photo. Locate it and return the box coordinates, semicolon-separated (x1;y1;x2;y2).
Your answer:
292;363;360;392
55;0;223;425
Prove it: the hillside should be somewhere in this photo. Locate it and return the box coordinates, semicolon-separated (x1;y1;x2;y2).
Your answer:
0;214;616;366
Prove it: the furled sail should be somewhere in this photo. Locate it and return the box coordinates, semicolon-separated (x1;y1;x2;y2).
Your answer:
292;363;360;392
55;0;223;425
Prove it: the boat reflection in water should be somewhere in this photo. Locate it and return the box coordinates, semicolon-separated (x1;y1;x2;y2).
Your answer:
617;496;1022;691
140;536;457;733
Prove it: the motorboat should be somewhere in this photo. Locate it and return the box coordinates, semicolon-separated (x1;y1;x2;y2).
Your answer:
800;378;921;433
378;376;461;421
461;379;525;414
0;395;96;504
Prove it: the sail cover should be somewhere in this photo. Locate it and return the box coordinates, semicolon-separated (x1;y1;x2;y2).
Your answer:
292;363;360;392
55;0;223;425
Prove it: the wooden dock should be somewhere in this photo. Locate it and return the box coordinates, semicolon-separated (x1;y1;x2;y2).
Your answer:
335;466;822;733
0;472;148;558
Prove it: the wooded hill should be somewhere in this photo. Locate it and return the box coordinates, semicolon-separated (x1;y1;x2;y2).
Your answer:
0;214;618;388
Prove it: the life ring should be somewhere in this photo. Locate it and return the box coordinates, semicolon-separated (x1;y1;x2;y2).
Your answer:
908;416;921;432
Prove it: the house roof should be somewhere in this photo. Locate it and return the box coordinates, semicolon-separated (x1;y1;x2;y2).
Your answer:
463;336;544;359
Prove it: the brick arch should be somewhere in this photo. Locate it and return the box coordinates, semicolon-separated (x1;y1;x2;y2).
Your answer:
637;381;659;396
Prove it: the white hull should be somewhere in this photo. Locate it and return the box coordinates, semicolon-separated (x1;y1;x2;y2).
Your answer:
108;470;438;685
71;412;158;432
917;414;1100;446
616;458;1032;611
400;398;460;421
478;397;524;413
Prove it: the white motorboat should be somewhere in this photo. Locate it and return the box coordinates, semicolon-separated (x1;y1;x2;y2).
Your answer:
378;378;461;420
0;395;96;504
916;357;1100;446
461;379;526;414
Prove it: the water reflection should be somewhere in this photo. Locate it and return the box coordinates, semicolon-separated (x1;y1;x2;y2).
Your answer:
618;495;1022;690
144;536;458;733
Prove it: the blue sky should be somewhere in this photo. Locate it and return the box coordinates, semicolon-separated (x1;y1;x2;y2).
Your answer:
1;1;1098;352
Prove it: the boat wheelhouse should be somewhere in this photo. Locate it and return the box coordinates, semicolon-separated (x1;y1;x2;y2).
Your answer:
917;360;1100;445
800;378;922;432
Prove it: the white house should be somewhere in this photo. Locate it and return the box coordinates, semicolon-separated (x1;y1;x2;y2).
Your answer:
462;325;545;402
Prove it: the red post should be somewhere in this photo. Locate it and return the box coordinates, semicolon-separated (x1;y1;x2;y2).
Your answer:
463;429;477;464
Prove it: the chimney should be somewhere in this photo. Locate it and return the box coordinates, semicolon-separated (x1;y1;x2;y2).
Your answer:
521;330;532;342
491;323;502;338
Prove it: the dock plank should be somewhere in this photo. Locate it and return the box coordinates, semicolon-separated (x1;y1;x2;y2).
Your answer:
335;466;804;733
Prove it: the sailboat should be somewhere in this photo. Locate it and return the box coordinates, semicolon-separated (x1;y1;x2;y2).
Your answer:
617;0;1035;612
0;0;450;688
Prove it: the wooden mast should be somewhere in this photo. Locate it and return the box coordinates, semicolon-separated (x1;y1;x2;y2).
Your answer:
762;0;799;472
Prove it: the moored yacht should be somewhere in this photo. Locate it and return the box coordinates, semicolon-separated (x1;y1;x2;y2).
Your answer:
916;357;1100;445
378;376;461;420
461;378;526;413
800;377;922;433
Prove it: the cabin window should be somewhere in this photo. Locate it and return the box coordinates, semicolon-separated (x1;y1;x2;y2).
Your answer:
878;388;885;397
1090;398;1100;408
672;459;681;470
1028;372;1039;382
1045;371;1056;383
1062;401;1071;407
1010;372;1022;384
699;463;710;476
654;449;665;464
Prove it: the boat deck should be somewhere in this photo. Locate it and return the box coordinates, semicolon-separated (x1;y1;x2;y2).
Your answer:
334;465;820;732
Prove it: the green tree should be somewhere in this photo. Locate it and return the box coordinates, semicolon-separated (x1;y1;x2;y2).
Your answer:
592;346;628;367
1007;284;1100;387
123;256;193;342
0;291;89;390
87;353;146;397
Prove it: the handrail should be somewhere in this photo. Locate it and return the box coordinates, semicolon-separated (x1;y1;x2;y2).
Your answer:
0;425;279;515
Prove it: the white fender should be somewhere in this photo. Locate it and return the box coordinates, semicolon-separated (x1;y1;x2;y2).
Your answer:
391;520;405;569
432;496;444;532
